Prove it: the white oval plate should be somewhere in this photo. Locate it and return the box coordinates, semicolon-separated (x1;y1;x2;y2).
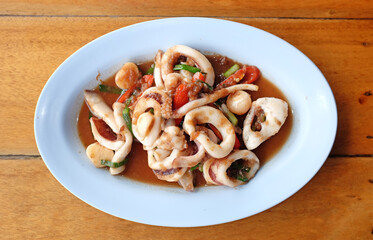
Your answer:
34;17;337;227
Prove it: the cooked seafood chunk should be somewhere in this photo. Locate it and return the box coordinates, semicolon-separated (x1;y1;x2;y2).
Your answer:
153;50;164;88
243;97;288;150
173;84;258;118
148;148;187;170
172;140;205;168
90;117;124;150
115;62;140;89
110;102;133;175
183;106;235;158
203;150;260;187
226;90;252;115
84;90;120;133
152;166;188;182
132;97;163;147
161;45;215;86
153;126;187;151
178;170;194;192
86;142;114;168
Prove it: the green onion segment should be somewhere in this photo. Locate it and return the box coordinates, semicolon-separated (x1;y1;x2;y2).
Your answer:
98;84;123;94
221;103;238;126
101;158;128;168
173;64;201;73
223;64;240;78
146;64;155;75
122;106;133;135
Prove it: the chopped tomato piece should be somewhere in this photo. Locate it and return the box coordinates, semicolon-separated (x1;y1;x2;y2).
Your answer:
117;84;137;103
216;68;246;89
241;66;260;84
175;118;183;126
234;134;241;149
142;74;154;88
173;84;189;109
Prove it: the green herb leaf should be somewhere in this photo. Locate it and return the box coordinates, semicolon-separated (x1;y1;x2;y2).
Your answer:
101;158;128;168
98;84;123;94
190;163;200;171
88;111;93;119
149;108;154;114
173;64;201;73
237;175;249;182
146;64;155;75
122;106;133;136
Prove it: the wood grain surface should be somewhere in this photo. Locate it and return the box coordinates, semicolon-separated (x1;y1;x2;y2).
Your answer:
0;17;372;155
0;0;372;239
1;0;373;18
0;157;372;240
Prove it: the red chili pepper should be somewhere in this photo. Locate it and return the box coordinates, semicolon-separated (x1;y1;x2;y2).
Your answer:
216;68;246;89
117;84;137;103
241;66;260;84
234;134;241;149
173;84;189;109
175;118;183;126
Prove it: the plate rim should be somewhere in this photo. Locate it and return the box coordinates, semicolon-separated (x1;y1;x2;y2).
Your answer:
34;17;338;227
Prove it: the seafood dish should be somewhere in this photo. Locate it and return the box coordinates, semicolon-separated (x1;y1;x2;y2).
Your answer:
78;45;290;191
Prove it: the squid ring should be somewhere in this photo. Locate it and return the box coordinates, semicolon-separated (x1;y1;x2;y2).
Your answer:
183;106;235;158
243;97;288;150
132;97;162;147
203;150;260;187
161;45;215;86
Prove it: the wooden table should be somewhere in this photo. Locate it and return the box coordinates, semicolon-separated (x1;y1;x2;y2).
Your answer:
1;1;372;239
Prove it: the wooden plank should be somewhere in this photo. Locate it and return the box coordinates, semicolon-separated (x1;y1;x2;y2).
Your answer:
0;17;372;155
0;157;371;239
1;0;373;18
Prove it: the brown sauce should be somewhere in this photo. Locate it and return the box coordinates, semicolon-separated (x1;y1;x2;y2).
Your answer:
77;54;293;188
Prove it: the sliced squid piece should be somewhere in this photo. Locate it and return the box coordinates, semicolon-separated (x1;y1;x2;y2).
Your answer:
153;50;164;89
136;87;173;119
148;148;186;170
164;73;184;91
152;126;187;151
90;117;124;150
132;97;163;147
153;167;188;182
161;45;215;86
183;106;235;158
110;102;133;175
179;69;193;83
243;97;288;150
86;142;114;168
173;84;258;118
172;140;205;168
178;170;194;192
84;90;120;133
203;150;260;187
172;128;216;168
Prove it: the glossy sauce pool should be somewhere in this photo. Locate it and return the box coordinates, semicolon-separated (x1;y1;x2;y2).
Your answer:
77;55;293;187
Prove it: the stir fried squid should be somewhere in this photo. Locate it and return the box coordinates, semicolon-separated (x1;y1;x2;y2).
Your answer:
82;45;289;191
